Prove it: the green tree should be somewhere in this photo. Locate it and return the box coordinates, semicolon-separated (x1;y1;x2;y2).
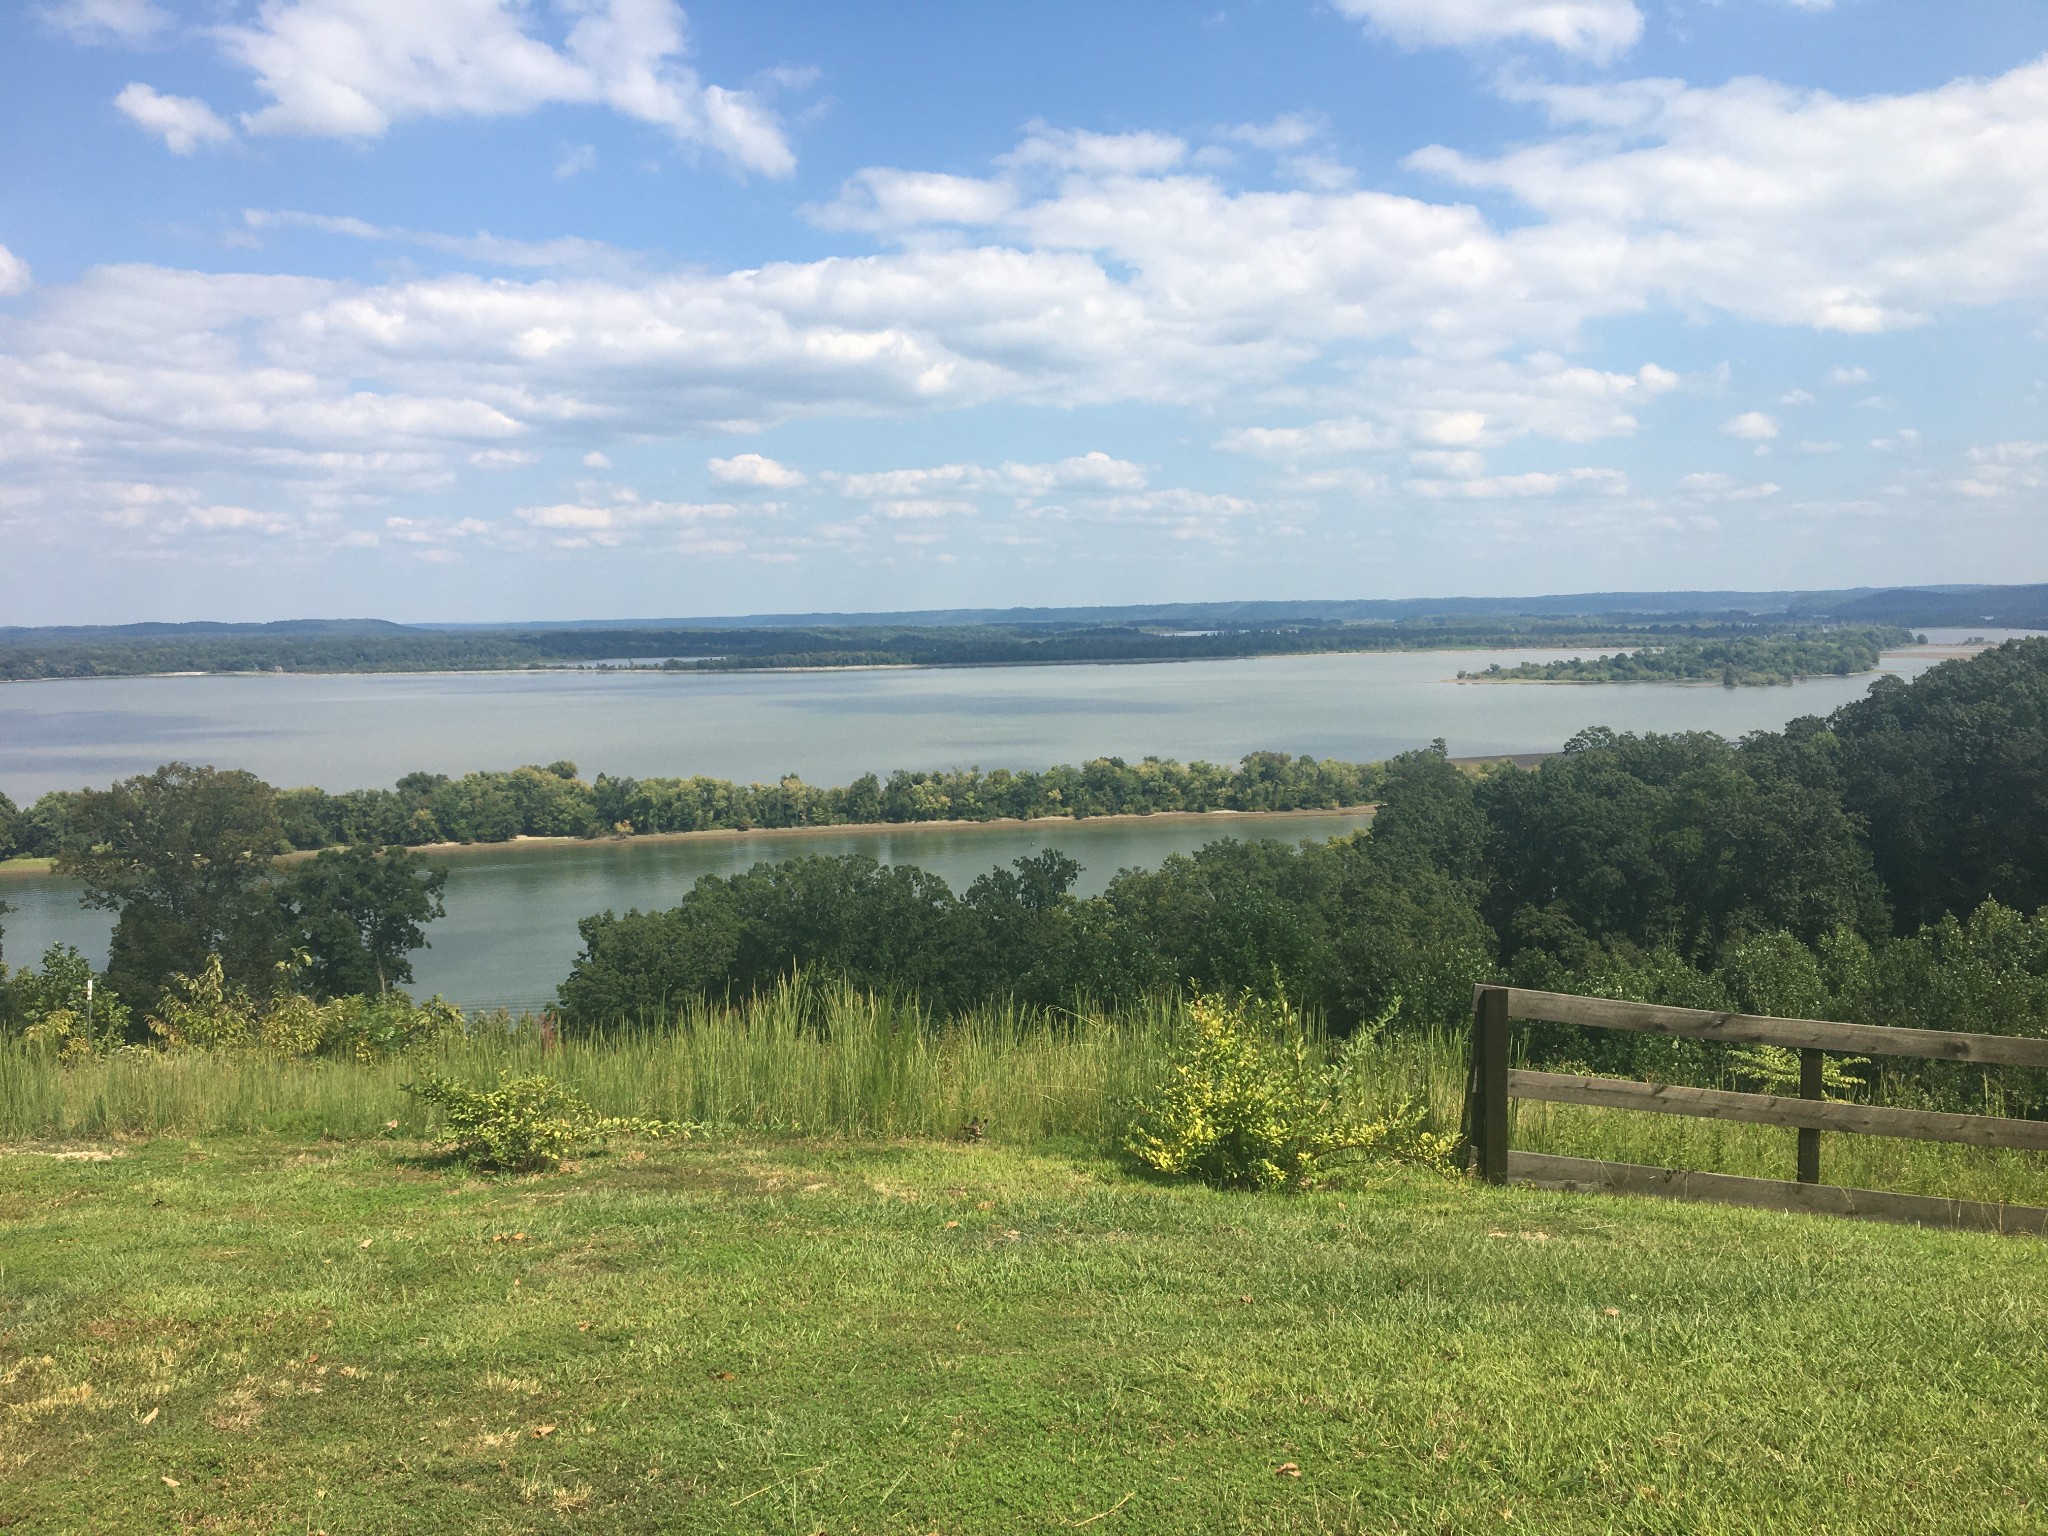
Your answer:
276;844;449;998
58;763;288;1019
0;790;19;860
1831;638;2048;929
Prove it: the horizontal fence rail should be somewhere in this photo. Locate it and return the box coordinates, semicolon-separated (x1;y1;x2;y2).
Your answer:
1466;986;2048;1235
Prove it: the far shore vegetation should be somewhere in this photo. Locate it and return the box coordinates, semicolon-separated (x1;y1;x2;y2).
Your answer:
0;612;1915;682
1456;624;1911;686
0;750;1385;865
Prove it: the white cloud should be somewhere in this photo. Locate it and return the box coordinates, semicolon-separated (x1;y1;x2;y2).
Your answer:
115;83;234;153
1408;466;1629;498
0;248;30;297
39;0;170;44
1332;0;1643;60
1721;411;1779;441
1001;125;1186;176
826;453;1147;504
468;447;537;468
1417;58;2048;332
1778;388;1814;405
1828;365;1872;385
555;143;598;179
581;451;611;469
1222;113;1331;157
1222;359;1679;459
1950;439;2046;498
809;170;1020;234
709;452;806;489
151;0;799;176
514;492;742;547
242;208;626;271
1676;471;1780;501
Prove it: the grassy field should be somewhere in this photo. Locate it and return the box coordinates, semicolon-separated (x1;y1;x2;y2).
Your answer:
7;985;2048;1206
4;1134;2046;1534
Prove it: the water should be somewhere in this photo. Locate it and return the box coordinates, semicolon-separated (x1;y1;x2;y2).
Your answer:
1;811;1375;1012
0;632;2007;1009
0;638;1991;803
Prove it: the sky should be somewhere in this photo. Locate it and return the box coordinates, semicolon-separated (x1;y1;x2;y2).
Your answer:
2;0;2046;624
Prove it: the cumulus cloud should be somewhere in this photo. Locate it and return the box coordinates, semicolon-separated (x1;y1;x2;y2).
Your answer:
1417;58;2048;331
39;0;171;45
12;54;2048;558
1221;358;1680;459
115;83;234;153
709;452;806;489
1332;0;1643;60
1950;439;2046;499
1676;471;1780;501
826;453;1147;505
0;247;31;297
1408;466;1629;498
1721;411;1779;441
514;491;743;548
118;0;795;175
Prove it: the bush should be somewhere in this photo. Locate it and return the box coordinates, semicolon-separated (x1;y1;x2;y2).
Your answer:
405;1071;689;1172
143;954;464;1059
1125;993;1450;1190
10;944;131;1060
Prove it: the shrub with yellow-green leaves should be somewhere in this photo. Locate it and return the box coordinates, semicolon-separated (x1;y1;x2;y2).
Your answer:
1126;992;1453;1191
405;1071;692;1172
144;955;462;1061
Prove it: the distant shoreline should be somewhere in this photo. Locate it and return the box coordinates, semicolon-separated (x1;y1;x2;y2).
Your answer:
0;803;1382;882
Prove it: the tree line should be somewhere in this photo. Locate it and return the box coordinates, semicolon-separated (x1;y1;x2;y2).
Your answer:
2;615;1856;681
1455;626;1910;686
0;752;1383;859
558;639;2048;1111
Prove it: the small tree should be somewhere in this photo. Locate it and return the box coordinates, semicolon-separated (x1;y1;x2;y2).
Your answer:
276;844;447;998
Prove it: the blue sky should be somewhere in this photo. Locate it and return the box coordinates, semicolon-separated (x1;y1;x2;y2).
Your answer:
2;0;2045;623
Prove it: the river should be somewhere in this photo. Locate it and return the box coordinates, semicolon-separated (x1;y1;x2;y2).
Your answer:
0;635;2001;1009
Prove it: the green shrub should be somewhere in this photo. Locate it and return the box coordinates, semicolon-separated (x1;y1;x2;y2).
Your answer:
11;944;131;1059
1124;993;1451;1190
405;1071;689;1172
143;955;462;1060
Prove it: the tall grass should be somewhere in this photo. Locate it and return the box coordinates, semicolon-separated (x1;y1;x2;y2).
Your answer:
4;981;2045;1207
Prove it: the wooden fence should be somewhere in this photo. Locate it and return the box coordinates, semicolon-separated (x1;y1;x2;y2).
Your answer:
1464;985;2048;1235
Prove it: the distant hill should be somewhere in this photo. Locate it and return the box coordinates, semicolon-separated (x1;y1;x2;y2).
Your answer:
9;585;2043;642
1788;585;2048;628
0;618;414;643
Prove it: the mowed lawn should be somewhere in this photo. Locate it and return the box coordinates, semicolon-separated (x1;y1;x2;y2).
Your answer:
3;1138;2044;1534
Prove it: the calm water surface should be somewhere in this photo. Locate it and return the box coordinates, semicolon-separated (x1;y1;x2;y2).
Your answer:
2;811;1375;1012
0;640;1983;801
0;636;1998;1009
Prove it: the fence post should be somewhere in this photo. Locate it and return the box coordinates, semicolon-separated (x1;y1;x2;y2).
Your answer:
1797;1047;1823;1184
1474;986;1511;1185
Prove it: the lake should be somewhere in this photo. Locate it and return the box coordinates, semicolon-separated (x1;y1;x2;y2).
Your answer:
0;640;1984;802
0;635;1993;1009
3;810;1377;1013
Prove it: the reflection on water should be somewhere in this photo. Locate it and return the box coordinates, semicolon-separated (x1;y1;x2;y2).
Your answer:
1;810;1375;1013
